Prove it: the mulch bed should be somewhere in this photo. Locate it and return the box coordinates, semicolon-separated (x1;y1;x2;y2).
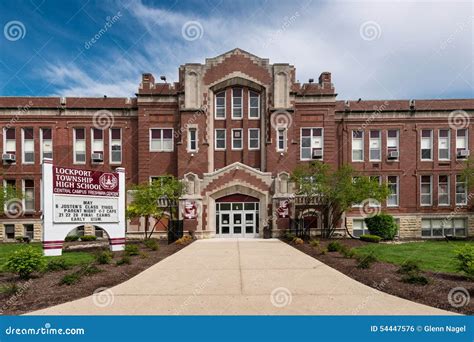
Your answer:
285;238;474;315
0;240;190;315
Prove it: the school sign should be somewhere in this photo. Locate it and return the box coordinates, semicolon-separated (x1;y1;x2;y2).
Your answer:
42;159;126;256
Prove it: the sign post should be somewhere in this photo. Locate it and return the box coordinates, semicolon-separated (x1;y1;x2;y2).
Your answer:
41;158;126;256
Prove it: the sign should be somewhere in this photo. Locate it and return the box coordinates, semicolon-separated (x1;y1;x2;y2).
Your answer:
42;159;126;256
183;200;198;219
277;199;289;218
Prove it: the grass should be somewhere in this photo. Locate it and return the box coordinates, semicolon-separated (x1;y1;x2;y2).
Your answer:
0;243;95;272
354;240;473;275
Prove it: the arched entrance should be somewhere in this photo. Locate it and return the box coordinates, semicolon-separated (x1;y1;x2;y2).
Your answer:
215;194;259;238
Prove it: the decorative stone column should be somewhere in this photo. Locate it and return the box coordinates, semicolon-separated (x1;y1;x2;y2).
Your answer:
0;224;4;241
14;223;23;239
84;224;95;236
33;223;42;241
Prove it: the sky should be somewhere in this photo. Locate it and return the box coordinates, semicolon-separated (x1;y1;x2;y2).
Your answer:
0;0;472;100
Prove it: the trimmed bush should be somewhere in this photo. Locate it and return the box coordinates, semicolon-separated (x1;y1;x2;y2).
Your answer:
364;213;398;240
397;260;421;275
339;245;356;259
116;255;131;266
454;244;474;277
401;273;429;285
124;244;140;256
5;246;46;279
359;234;382;243
80;235;97;242
60;272;81;285
327;241;342;252
356;252;378;269
95;250;113;265
65;235;80;242
309;239;320;248
144;239;159;251
397;260;429;285
45;258;69;272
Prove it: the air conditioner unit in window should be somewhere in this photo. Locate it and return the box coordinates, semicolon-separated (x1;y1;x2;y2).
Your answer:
457;150;470;158
312;149;323;159
387;151;399;160
2;153;15;163
91;152;104;162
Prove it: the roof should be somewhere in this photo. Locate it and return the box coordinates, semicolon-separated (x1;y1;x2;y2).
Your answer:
335;99;474;112
0;97;137;109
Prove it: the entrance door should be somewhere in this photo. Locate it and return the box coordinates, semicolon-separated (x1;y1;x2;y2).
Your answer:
216;200;259;238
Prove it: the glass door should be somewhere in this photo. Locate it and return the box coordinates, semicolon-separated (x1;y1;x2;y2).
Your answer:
232;212;243;237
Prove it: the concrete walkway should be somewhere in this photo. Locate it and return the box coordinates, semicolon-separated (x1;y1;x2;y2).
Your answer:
31;239;452;315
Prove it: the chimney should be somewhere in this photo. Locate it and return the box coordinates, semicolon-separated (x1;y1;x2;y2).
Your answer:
141;73;155;90
318;72;332;88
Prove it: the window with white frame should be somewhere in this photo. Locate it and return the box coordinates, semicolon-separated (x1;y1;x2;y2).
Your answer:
277;128;286;152
455;175;467;205
22;128;34;164
301;128;323;160
420;175;432;206
73;128;86;164
248;128;260;150
40;128;53;161
215;91;226;119
456;128;468;158
438;175;450;206
110;128;122;164
232;88;242;119
421;129;433;160
232;129;243;150
387;176;399;207
91;128;104;162
188;127;197;152
387;130;399;160
249;91;260;119
438;129;450;160
352;219;369;237
4;128;16;157
352;130;364;161
150;128;173;152
369;130;381;161
215;129;226;150
23;179;34;212
421;218;466;238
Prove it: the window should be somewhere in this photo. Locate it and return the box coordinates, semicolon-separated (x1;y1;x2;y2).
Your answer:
277;128;286;152
73;128;86;164
150;176;172;186
438;129;450;160
24;224;34;240
387;176;399;207
215;91;226;119
456;129;468;158
232;88;242;119
369;130;381;161
437;175;450;206
150;128;173;152
188;128;197;152
369;176;382;207
4;128;16;158
352;130;364;161
422;218;466;238
301;128;323;160
23;179;34;212
91;128;104;162
248;128;260;150
22;128;34;164
40;128;53;161
249;91;260;119
5;224;14;240
110;128;122;164
232;129;243;150
215;129;226;150
420;175;432;206
352;219;368;237
456;175;467;205
421;129;433;160
387;130;399;160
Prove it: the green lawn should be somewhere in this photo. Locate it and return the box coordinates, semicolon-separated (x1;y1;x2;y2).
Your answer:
354;241;473;275
0;243;95;272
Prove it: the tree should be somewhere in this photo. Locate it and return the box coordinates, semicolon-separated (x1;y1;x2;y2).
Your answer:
126;176;185;239
461;157;474;203
291;162;389;238
0;182;23;217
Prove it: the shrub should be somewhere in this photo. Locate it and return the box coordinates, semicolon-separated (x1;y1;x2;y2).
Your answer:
309;239;320;248
124;244;140;256
5;247;46;279
95;250;113;265
292;237;304;245
401;273;429;285
45;258;69;272
320;248;328;255
397;260;421;275
454;244;474;277
65;235;80;242
0;283;19;295
80;264;101;276
364;214;398;240
80;235;97;242
15;236;25;243
140;252;148;259
356;252;378;269
283;232;296;241
116;255;131;266
175;235;193;245
397;260;429;285
327;241;342;252
60;272;81;285
359;234;382;243
339;245;356;259
144;239;159;251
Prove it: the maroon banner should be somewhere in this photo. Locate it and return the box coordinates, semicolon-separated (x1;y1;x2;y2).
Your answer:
53;166;119;197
